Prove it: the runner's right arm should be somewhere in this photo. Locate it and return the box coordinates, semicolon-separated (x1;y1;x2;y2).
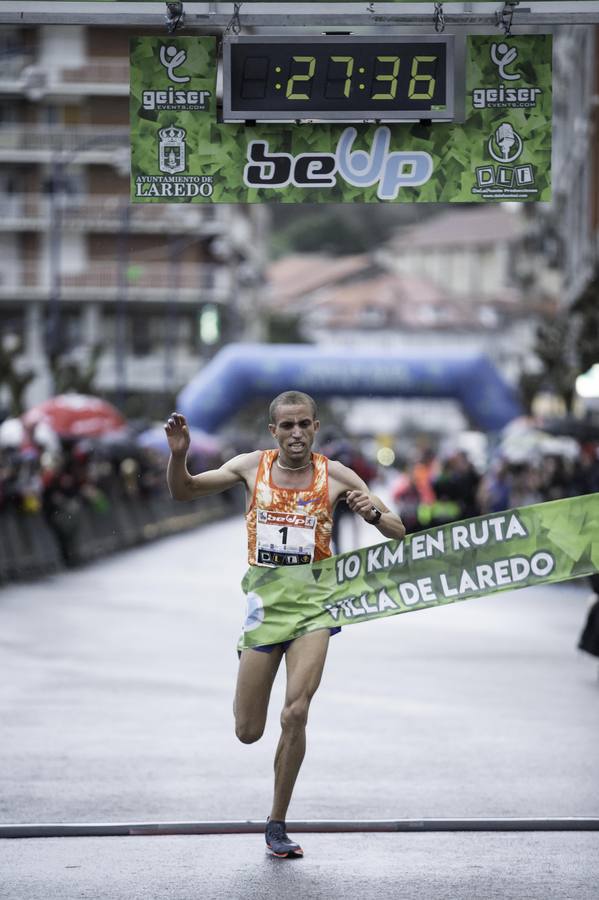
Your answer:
165;412;257;500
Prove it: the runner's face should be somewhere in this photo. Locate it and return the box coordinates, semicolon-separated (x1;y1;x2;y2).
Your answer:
269;403;319;461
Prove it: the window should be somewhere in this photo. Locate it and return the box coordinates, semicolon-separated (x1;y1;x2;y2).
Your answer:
43;308;82;353
0;311;25;352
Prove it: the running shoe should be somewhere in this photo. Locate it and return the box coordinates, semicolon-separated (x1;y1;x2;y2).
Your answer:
265;818;304;858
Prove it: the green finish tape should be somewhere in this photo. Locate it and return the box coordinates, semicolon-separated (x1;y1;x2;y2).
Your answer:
238;494;599;649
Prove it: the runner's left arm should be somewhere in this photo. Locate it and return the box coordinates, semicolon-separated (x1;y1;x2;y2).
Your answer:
329;461;406;541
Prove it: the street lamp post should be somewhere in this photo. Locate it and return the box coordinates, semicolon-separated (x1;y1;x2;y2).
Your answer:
43;130;130;400
45;154;66;386
164;235;183;397
115;200;130;411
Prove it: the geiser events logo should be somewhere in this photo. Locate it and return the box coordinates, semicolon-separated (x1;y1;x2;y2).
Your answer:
472;42;542;110
141;44;212;112
243;127;433;200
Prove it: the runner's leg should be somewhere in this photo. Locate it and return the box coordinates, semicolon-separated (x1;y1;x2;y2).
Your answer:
234;646;285;743
270;629;330;821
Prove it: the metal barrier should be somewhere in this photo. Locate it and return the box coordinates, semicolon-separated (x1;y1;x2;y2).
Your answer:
0;508;62;582
0;490;235;584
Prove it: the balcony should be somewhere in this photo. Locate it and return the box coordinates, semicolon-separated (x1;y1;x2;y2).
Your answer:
0;56;128;98
0;262;231;304
0;126;130;164
56;58;129;95
95;352;203;394
0;193;224;235
0;51;35;91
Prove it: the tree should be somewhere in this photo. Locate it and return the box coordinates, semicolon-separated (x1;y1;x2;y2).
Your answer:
48;342;105;396
263;312;308;344
575;280;599;376
521;313;579;413
0;336;35;417
269;203;438;259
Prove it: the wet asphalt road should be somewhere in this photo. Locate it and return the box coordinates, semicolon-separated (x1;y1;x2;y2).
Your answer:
1;515;598;899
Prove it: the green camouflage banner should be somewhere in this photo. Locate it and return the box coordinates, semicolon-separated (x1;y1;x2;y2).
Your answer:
238;494;599;650
130;33;552;203
95;1;567;4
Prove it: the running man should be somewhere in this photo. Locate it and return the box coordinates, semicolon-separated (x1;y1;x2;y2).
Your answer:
165;391;405;857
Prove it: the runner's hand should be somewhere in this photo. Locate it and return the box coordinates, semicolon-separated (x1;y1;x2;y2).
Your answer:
346;490;378;522
165;412;191;457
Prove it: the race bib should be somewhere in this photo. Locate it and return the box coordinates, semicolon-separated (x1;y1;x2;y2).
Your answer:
256;509;316;567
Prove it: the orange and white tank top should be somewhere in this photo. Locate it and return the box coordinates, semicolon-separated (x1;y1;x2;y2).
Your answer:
246;450;333;567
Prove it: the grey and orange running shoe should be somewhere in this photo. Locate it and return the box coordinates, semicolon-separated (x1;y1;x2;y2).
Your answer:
265;818;304;858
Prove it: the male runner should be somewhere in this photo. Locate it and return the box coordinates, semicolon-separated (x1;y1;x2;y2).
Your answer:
165;391;405;857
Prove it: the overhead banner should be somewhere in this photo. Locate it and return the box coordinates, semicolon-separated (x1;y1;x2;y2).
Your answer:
130;33;552;203
238;494;599;649
94;1;566;4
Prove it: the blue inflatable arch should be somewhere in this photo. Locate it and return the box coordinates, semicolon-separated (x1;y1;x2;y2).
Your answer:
178;343;522;433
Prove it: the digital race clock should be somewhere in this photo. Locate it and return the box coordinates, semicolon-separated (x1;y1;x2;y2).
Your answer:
223;35;455;122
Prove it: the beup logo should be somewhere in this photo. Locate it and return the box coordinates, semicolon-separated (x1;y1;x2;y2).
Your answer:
243;127;433;200
159;44;190;83
491;42;521;80
472;41;542;110
158;125;186;174
243;592;265;632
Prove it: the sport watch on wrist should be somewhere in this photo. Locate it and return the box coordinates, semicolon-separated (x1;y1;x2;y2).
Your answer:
369;506;382;524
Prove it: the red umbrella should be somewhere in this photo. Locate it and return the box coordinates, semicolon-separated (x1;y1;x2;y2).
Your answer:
22;394;127;439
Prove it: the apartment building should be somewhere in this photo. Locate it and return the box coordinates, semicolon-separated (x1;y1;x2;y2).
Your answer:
0;25;267;416
549;25;599;309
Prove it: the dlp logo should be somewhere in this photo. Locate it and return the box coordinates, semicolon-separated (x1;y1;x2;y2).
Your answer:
243;127;433;200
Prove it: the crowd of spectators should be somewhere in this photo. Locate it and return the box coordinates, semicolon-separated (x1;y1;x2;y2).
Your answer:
3;409;599;567
0;431;171;564
390;440;599;534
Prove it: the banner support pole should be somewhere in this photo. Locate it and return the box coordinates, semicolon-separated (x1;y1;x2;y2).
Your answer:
2;818;599;839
